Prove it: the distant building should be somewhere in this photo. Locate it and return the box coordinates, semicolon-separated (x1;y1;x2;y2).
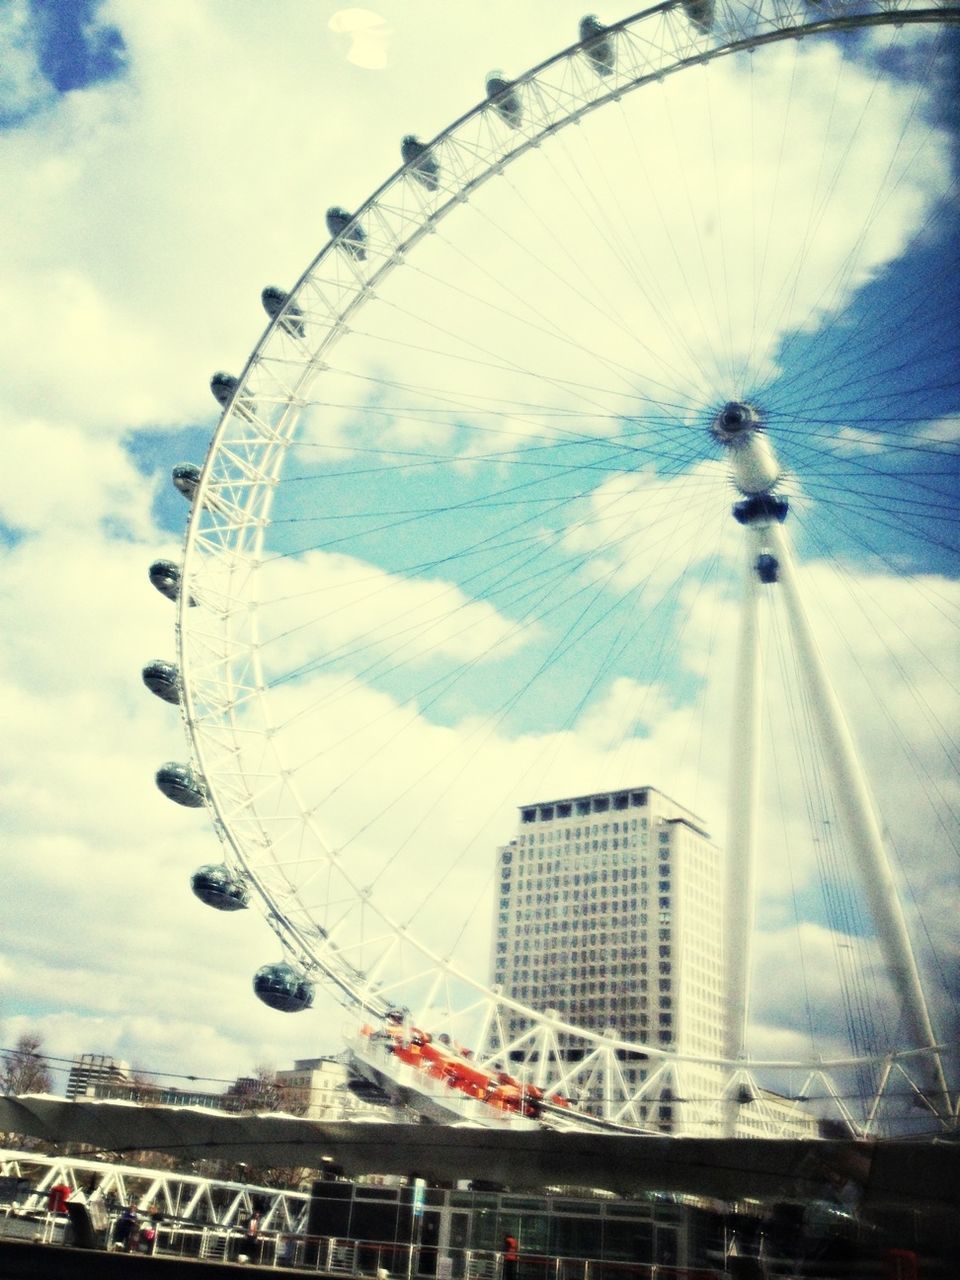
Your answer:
65;1054;132;1101
275;1056;393;1121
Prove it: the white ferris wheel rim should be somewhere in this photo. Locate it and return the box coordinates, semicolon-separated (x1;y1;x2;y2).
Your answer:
174;0;960;1116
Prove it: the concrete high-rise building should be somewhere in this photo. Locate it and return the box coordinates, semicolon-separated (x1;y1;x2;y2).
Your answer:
65;1053;132;1100
492;785;725;1131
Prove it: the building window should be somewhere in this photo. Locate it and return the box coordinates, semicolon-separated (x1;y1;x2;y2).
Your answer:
522;809;535;823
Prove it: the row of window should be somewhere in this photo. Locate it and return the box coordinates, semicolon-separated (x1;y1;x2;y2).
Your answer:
520;792;650;824
517;816;651;845
501;958;674;979
505;864;658;888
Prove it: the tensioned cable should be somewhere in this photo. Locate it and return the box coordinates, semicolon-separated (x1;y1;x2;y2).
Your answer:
296;458;727;839
259;444;715;702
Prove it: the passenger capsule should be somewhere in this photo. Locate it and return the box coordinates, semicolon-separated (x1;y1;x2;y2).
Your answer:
172;463;201;502
485;73;522;129
155;761;206;808
682;0;714;32
401;135;440;191
142;659;181;704
210;372;257;416
191;863;250;911
579;16;615;75
149;559;182;602
148;560;196;607
261;286;306;338
253;963;315;1013
326;207;367;260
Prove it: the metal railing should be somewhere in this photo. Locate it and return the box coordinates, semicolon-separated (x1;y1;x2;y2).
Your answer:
104;1224;730;1279
3;1202;735;1279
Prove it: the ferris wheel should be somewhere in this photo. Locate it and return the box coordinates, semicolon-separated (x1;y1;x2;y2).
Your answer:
146;0;960;1137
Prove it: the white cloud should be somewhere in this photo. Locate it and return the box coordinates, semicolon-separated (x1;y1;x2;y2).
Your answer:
919;412;960;442
2;415;157;536
329;10;391;71
252;548;533;687
0;0;51;122
833;427;885;454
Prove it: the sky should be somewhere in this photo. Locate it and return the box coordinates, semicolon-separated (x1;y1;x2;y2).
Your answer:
1;0;958;1123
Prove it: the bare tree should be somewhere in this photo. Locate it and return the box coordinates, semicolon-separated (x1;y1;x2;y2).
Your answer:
1;1033;54;1095
1;1032;55;1151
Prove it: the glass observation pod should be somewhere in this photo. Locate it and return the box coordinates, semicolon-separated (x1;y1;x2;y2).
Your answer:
209;371;257;412
148;558;184;603
171;463;201;502
400;136;440;191
142;659;181;704
261;286;306;338
485;72;522;129
253;962;315;1012
578;15;615;76
191;863;250;911
683;0;715;33
325;207;366;260
155;761;206;808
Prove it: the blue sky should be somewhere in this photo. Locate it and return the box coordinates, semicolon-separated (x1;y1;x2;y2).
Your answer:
1;1;957;1116
0;0;125;126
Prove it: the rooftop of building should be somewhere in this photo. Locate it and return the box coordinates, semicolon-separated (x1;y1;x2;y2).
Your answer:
515;785;708;834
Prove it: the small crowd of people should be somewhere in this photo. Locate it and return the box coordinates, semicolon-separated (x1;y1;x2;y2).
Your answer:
112;1200;160;1253
112;1201;264;1259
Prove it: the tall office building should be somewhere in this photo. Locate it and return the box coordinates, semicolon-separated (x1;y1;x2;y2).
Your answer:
492;785;725;1132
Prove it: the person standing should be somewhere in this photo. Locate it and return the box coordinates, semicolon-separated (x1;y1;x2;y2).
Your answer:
241;1208;262;1263
503;1233;519;1280
114;1201;139;1252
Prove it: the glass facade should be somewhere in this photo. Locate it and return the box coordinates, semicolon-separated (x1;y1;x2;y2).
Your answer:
309;1182;696;1273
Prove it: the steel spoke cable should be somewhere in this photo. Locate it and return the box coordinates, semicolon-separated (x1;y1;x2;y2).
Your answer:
276;454;725;747
613;88;731;393
431;179;715;408
524;101;721;393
